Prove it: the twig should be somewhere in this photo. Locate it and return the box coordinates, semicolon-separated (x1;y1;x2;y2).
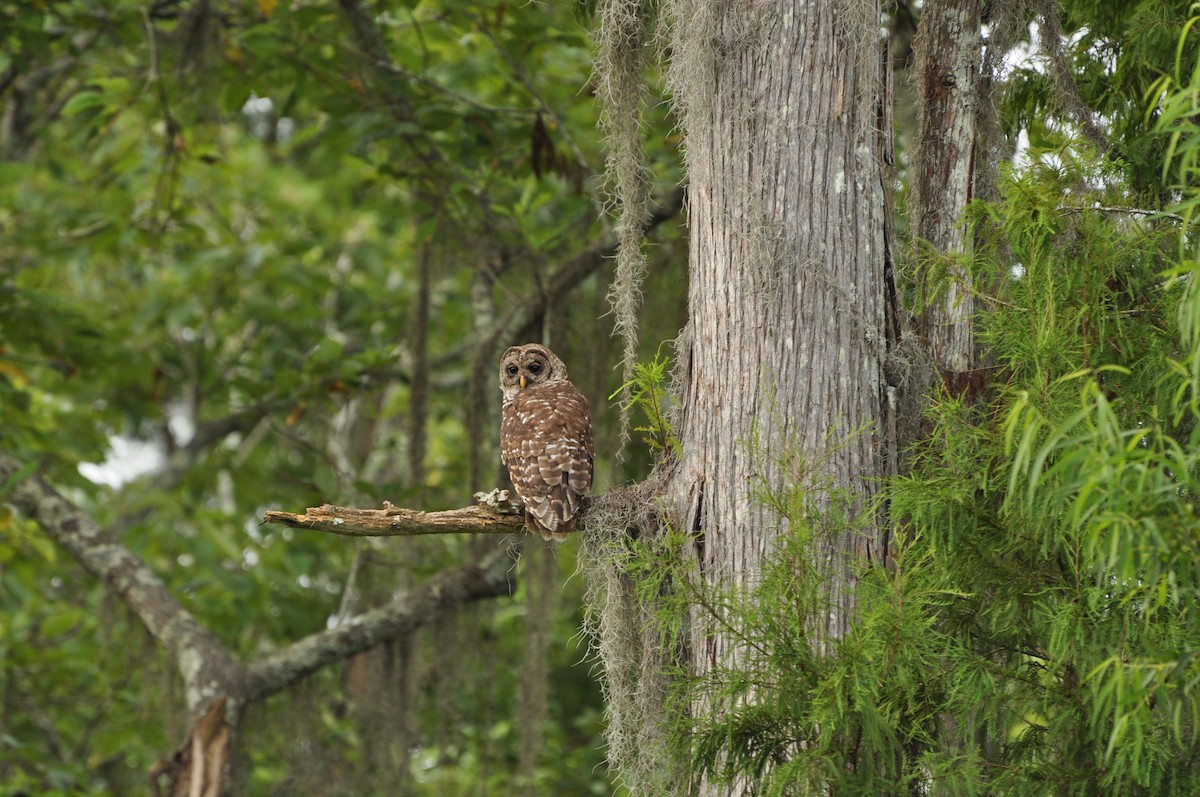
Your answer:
1056;205;1183;222
141;8;179;227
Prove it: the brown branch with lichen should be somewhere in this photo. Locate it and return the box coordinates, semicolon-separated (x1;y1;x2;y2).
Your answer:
261;499;527;537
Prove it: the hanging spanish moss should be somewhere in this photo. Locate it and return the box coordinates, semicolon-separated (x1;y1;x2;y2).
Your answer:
595;0;653;464
578;471;683;794
587;1;701;791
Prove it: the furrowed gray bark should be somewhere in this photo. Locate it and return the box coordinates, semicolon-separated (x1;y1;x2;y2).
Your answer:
652;3;897;792
660;1;891;793
666;0;889;639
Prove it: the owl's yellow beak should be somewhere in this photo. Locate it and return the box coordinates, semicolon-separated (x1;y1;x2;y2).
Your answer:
519;374;526;389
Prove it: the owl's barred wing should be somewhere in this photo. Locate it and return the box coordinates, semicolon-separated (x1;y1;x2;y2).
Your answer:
499;381;594;539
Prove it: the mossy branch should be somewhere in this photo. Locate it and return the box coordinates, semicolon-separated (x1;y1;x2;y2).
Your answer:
242;549;516;702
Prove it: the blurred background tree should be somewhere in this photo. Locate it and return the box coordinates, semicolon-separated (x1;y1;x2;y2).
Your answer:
0;0;683;793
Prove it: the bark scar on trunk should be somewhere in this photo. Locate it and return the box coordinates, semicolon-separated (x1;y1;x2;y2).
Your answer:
150;698;230;797
685;478;706;576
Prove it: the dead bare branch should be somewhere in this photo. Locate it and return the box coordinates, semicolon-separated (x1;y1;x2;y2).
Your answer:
261;500;527;537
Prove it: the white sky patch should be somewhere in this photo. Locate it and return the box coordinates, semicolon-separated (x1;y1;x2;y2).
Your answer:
242;93;295;144
990;22;1120;182
169;406;195;446
242;95;274;115
988;23;1038;79
78;436;165;487
1013;128;1032;169
78;403;194;488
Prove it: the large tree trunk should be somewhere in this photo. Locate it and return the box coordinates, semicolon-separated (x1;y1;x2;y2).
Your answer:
664;2;889;789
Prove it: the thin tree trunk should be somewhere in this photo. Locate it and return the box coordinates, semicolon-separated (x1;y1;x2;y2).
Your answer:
515;541;556;796
408;240;433;493
911;0;981;381
910;3;983;787
663;1;889;792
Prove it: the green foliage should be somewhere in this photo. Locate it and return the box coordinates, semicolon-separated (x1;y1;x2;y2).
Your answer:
1157;6;1200;242
901;150;1197;794
685;537;951;794
609;345;678;458
614;431;953;795
1004;0;1200;196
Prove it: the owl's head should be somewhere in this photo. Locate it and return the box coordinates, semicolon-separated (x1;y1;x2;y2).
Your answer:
499;344;568;403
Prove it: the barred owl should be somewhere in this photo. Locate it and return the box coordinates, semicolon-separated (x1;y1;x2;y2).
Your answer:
499;344;594;541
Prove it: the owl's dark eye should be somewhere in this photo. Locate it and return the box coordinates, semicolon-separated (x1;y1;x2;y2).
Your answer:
528;362;543;375
507;365;519;376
